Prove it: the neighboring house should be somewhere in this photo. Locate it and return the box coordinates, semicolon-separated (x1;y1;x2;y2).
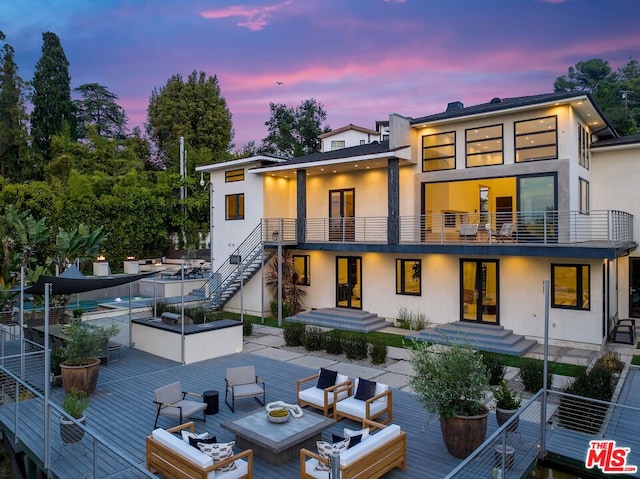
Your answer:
198;92;639;349
318;124;381;152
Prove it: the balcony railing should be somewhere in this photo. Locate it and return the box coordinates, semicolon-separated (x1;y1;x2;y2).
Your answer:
288;210;633;246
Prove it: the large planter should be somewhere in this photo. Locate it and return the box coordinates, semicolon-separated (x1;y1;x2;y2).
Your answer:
60;358;101;395
496;407;519;432
60;415;86;444
439;407;489;459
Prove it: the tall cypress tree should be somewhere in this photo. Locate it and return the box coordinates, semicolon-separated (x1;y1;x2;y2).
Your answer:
0;32;30;180
30;32;74;173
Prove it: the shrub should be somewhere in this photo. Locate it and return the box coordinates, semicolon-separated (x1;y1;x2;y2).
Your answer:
369;340;388;365
493;380;521;410
242;320;253;337
343;334;368;360
396;307;428;330
482;352;505;386
269;300;293;319
283;321;305;346
61;388;89;419
519;357;553;393
303;327;324;351
324;331;343;355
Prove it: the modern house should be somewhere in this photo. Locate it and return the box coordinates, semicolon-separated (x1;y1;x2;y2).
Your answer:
196;91;639;350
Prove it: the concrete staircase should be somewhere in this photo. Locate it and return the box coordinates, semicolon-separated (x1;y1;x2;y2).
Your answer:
286;308;389;332
412;321;537;356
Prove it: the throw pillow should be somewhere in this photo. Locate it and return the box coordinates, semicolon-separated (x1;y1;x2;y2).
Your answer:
315;438;349;471
332;433;362;449
180;431;216;449
354;378;377;401
316;367;338;390
344;426;370;442
198;441;237;472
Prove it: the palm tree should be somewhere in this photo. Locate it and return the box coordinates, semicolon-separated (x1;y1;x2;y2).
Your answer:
264;250;306;314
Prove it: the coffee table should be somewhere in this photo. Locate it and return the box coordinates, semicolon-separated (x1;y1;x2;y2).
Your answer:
221;408;335;465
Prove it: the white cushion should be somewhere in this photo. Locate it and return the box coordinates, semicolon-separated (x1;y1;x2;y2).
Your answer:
216;458;248;479
339;424;401;466
303;459;330;479
299;373;350;408
151;428;213;468
335;396;388;419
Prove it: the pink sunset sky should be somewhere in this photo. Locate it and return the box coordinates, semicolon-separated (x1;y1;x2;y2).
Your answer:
2;0;640;150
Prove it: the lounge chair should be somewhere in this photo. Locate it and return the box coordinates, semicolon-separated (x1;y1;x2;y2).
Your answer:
153;381;207;428
458;223;478;240
225;366;266;412
496;222;515;242
297;368;350;416
334;378;392;427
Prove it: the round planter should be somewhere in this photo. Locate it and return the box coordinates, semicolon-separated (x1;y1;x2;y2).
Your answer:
439;407;489;459
496;407;519;432
60;415;86;444
60;358;101;395
267;409;290;424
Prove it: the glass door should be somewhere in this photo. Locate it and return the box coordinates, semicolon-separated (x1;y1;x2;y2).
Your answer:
336;256;361;309
461;259;499;324
329;189;355;241
630;258;640;318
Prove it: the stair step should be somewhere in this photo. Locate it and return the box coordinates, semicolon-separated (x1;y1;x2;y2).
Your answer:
286;308;389;332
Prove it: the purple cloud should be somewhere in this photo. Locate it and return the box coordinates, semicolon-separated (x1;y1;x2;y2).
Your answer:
200;0;294;31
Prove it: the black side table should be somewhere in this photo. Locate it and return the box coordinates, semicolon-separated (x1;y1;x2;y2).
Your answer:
203;390;219;415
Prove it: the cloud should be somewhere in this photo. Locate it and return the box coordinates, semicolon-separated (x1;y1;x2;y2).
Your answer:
200;0;293;31
536;0;567;3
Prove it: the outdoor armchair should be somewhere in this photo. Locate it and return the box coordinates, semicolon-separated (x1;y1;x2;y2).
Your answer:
153;381;207;428
334;378;392;427
225;366;266;412
297;368;350;416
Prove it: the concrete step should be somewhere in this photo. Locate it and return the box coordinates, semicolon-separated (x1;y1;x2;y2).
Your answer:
412;321;537;356
286;308;389;332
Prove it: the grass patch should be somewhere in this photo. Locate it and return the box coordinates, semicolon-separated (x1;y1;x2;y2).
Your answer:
632;355;640;366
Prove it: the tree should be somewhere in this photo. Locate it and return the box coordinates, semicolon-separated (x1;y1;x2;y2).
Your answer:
146;70;233;170
553;58;614;93
73;83;127;139
0;32;30;181
262;98;330;157
30;32;75;172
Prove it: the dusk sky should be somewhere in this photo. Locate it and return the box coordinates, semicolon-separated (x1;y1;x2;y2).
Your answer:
2;0;640;150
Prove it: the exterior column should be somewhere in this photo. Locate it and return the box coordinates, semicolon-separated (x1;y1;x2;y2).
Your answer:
388;158;399;245
297;169;307;243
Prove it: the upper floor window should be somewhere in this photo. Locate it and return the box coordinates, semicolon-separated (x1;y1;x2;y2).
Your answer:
225;193;244;220
579;178;589;214
552;264;590;310
515;116;558;162
578;124;591;170
293;255;311;285
331;140;345;150
396;259;421;295
466;125;503;167
422;131;456;171
225;169;244;182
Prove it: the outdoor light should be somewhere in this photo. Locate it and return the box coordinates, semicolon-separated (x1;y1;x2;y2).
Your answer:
272;231;279;242
126;256;136;260
97;255;106;261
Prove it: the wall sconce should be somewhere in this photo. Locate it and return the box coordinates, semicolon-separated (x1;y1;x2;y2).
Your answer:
126;256;136;260
272;230;279;242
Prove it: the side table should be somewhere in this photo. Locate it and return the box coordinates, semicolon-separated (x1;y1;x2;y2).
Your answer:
203;390;219;415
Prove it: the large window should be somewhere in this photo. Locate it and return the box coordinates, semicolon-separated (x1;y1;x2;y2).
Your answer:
515;116;557;162
579;178;589;214
331;140;345;150
422;131;456;171
225;194;244;220
396;259;421;295
466;125;503;167
552;264;590;310
578;124;591;170
293;255;310;285
225;169;244;182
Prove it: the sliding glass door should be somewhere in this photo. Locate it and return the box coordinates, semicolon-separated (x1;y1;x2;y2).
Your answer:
461;259;499;324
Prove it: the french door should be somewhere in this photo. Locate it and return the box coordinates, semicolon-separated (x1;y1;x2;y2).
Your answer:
336;256;361;309
461;259;499;324
329;189;355;241
630;258;640;318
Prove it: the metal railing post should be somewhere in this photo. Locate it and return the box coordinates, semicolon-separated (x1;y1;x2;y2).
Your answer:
541;280;550;457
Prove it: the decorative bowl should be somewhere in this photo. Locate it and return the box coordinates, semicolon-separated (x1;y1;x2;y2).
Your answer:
267;408;290;424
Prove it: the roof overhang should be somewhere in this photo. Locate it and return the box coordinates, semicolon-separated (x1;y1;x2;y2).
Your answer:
195;155;287;173
251;146;413;178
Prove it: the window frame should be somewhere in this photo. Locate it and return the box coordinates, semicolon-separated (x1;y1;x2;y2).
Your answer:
293;255;310;286
422;131;456;171
578;124;591;170
225;193;245;221
579;177;589;215
465;124;504;167
331;140;346;151
396;259;422;296
225;169;245;183
514;115;558;163
551;263;590;311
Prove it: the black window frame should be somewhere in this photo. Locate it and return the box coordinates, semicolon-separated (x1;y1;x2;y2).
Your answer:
422;131;456;171
551;263;590;311
579;177;589;215
396;259;422;296
578;124;591;170
465;124;503;167
514;115;558;163
225;169;245;183
225;193;244;220
293;255;311;286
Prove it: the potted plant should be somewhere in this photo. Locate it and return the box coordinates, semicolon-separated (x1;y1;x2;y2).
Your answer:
409;338;490;459
493;380;521;431
60;318;119;395
60;387;89;444
50;347;66;387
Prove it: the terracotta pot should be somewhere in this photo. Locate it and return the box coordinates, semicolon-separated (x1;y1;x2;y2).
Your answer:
60;415;86;444
61;358;101;395
496;407;519;432
439;407;489;459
